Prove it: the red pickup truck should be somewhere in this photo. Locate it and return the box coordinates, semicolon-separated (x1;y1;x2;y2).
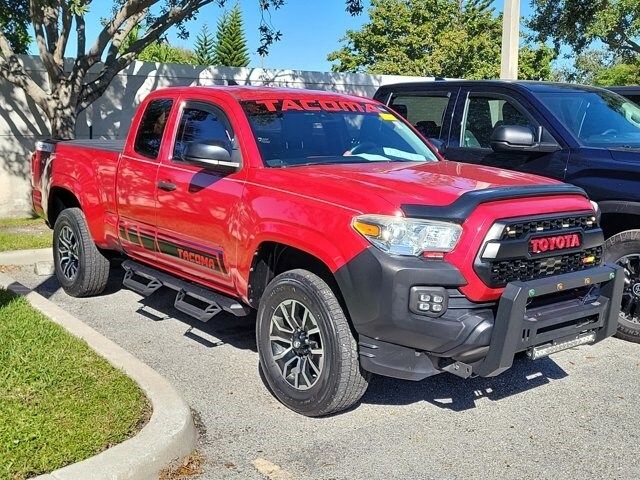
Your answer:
31;86;623;416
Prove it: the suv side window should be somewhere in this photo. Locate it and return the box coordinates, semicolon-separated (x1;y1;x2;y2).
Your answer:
173;103;234;161
390;94;450;139
134;99;174;159
461;96;534;148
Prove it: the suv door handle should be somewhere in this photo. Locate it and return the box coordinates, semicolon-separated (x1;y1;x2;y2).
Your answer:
157;180;176;192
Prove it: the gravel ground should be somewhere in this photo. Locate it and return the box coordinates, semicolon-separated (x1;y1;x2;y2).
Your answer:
11;265;640;480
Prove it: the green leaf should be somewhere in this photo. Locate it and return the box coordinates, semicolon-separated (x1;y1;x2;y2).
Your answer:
213;3;250;67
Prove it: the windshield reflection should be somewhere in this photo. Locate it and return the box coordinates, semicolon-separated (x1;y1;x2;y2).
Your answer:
538;90;640;148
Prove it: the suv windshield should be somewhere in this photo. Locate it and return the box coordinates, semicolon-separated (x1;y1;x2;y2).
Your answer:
241;98;438;167
537;90;640;148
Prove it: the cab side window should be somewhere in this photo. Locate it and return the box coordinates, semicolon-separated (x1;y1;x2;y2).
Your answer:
461;96;534;148
173;105;234;161
134;99;174;159
390;94;450;139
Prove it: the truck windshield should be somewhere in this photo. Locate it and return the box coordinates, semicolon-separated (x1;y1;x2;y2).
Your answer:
241;99;438;167
537;90;640;148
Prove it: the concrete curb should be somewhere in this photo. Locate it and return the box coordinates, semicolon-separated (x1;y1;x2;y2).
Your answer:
0;272;197;480
0;248;52;265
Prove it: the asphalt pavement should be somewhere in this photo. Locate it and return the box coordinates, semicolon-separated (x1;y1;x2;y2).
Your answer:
11;264;640;480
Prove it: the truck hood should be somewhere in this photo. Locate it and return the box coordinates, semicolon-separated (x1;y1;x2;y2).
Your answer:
270;160;560;212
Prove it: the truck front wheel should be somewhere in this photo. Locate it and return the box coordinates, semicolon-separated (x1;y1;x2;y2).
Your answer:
256;269;369;416
605;230;640;344
53;208;110;297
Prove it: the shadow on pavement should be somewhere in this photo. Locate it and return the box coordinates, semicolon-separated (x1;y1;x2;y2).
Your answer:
30;264;258;353
361;354;568;412
31;274;63;299
31;259;126;299
136;286;258;352
30;264;568;412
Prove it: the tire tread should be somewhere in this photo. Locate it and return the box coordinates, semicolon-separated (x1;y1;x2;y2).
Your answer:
54;208;110;297
605;230;640;344
258;269;369;416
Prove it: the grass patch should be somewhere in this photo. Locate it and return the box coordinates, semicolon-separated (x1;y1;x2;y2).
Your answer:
0;289;148;479
0;218;52;252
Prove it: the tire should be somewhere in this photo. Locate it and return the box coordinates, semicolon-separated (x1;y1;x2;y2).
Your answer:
256;269;369;416
604;230;640;344
53;208;110;297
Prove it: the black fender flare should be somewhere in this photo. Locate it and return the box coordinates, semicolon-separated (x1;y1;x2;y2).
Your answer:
599;200;640;217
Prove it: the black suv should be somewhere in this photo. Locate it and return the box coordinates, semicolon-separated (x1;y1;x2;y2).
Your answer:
374;80;640;343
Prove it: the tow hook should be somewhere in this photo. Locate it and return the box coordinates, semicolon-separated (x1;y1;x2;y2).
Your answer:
441;360;474;379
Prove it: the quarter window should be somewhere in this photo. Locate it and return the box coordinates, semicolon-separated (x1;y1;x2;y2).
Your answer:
134;99;173;159
390;94;449;139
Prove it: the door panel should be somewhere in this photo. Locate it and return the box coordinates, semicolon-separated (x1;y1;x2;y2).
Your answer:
155;99;247;292
155;166;245;291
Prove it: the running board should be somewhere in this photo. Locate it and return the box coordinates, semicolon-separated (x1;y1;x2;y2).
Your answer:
121;260;251;321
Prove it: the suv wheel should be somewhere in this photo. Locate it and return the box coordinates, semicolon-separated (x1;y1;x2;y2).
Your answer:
256;269;369;416
53;208;110;297
605;230;640;344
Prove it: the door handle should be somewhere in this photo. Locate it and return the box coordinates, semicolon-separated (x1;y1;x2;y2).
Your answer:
157;180;177;192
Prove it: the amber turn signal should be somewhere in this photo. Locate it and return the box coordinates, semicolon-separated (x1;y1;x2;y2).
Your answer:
353;220;381;238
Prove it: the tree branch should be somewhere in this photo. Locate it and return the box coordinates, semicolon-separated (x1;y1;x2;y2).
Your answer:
85;0;156;67
54;3;73;66
29;1;61;82
104;10;146;67
79;0;213;111
76;13;86;59
42;4;60;55
623;36;640;55
0;30;48;111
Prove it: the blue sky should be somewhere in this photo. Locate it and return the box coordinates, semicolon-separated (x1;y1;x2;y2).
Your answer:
29;0;537;72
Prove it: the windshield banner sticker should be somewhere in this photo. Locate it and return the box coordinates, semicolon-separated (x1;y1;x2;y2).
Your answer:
244;99;384;114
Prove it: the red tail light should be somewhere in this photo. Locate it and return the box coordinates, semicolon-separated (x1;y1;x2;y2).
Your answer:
31;141;55;188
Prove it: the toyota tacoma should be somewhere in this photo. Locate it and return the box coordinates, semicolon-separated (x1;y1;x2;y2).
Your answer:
31;86;623;416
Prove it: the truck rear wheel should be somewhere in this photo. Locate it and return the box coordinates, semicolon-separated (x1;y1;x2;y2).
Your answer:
256;269;369;416
53;208;110;297
605;230;640;344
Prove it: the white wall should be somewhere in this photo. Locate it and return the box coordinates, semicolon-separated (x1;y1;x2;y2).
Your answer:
0;55;428;217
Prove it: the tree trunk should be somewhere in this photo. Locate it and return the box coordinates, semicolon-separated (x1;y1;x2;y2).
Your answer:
48;80;78;140
49;106;78;140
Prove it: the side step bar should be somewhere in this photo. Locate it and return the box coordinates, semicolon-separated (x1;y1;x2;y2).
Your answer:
122;260;251;321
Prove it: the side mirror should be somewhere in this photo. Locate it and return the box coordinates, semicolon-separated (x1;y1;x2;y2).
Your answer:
428;137;445;154
490;125;560;154
183;140;240;172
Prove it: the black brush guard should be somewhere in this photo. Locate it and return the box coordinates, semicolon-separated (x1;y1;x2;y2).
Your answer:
445;264;624;378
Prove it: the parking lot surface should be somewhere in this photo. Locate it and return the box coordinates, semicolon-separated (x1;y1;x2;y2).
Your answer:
11;265;640;480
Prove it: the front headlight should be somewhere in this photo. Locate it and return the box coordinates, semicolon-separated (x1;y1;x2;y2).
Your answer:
352;214;462;256
590;200;601;223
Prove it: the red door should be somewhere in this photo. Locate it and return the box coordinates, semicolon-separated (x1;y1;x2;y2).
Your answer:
116;98;175;263
154;96;248;297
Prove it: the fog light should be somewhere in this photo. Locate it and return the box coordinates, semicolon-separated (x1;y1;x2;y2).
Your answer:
410;287;448;317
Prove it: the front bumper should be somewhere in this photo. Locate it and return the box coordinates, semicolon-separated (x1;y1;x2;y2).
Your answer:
448;264;623;379
335;250;624;380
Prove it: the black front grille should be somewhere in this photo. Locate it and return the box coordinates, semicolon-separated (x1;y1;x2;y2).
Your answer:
500;214;597;240
489;246;603;286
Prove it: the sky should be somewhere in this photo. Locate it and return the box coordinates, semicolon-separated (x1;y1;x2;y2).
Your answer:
29;0;538;72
